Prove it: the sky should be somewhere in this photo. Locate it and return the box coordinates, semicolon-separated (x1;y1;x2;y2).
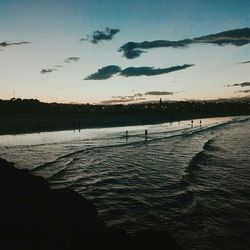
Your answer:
0;0;250;104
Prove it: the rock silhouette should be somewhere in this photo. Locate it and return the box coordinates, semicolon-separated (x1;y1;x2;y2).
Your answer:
0;158;181;250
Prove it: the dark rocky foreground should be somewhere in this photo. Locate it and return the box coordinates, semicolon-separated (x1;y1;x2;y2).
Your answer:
0;158;182;250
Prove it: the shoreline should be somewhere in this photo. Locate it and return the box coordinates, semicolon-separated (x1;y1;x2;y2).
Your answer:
0;113;247;136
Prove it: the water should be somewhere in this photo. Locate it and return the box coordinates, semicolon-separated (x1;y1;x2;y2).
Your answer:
0;116;250;250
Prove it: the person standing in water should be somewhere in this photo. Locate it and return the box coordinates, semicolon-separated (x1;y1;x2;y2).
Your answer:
125;130;128;138
200;120;202;127
125;130;128;142
191;120;194;127
145;129;148;140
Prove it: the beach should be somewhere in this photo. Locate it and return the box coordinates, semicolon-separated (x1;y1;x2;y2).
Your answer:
1;1;250;249
1;116;250;249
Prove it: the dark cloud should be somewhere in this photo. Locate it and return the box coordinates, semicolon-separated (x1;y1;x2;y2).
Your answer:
135;98;146;101
101;96;146;105
134;93;144;97
119;28;250;59
236;89;250;93
81;27;120;44
101;98;135;104
64;57;80;63
40;68;57;74
112;94;145;99
145;91;174;96
120;64;194;77
84;65;121;80
239;60;250;64
85;64;193;80
0;41;30;48
43;58;79;75
193;28;250;46
112;95;134;99
102;90;182;104
225;82;250;87
119;40;191;59
106;93;148;104
121;47;146;59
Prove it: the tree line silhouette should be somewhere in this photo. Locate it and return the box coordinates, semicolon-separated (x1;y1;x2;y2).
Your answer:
1;98;250;118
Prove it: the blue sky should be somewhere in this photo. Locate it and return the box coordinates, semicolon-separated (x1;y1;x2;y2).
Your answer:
0;0;250;103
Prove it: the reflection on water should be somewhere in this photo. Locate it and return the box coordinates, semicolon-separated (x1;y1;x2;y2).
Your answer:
1;116;250;250
0;117;232;169
0;116;232;147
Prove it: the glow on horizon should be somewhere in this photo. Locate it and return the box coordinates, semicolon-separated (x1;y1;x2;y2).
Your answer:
0;0;250;104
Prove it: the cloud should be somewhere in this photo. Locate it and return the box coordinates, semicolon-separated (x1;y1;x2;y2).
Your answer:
119;40;191;59
120;64;194;77
225;82;250;87
121;47;146;59
103;93;148;104
43;58;79;75
101;89;182;104
193;28;250;46
84;64;194;80
236;89;250;93
101;91;182;104
239;60;250;64
0;41;30;48
64;57;80;63
85;64;193;80
134;93;144;97
84;65;121;80
101;98;135;104
101;96;146;105
81;27;120;44
40;68;57;74
112;95;134;99
145;91;174;96
119;28;250;59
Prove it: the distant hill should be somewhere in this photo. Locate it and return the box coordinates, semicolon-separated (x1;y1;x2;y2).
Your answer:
0;97;250;118
0;98;249;135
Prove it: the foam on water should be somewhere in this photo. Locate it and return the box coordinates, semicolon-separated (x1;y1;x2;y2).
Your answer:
1;115;250;250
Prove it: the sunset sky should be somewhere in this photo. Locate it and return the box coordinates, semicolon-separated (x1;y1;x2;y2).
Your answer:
0;0;250;104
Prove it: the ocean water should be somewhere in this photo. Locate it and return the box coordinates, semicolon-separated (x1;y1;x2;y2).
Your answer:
0;116;250;250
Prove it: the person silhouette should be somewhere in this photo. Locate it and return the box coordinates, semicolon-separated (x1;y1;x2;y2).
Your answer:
145;129;148;140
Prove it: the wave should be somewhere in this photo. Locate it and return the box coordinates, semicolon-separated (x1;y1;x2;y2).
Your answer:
47;162;72;180
186;136;219;172
203;138;222;152
175;138;216;216
179;137;216;196
31;157;75;178
31;116;247;180
187;151;207;171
